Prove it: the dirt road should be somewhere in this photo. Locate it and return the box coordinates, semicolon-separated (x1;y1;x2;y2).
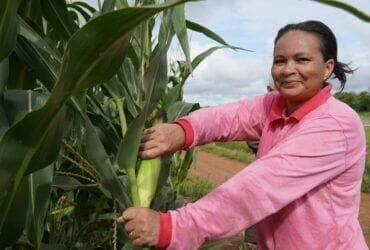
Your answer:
190;151;370;246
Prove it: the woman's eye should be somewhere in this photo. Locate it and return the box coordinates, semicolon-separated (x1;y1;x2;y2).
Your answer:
297;58;310;63
273;59;284;65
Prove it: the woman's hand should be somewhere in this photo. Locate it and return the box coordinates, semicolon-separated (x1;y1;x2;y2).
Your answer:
139;123;185;159
117;207;160;247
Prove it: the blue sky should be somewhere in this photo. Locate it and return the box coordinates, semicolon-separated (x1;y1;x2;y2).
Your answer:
83;0;370;106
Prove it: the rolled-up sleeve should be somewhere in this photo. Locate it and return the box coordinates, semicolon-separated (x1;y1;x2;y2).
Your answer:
167;116;348;249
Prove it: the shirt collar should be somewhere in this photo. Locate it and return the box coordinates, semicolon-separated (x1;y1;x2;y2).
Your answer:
269;83;332;124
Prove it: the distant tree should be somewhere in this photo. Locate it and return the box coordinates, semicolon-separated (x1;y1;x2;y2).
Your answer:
358;91;370;112
334;91;360;111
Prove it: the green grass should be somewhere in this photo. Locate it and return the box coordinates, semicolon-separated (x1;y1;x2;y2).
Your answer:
178;175;216;200
363;127;370;193
200;141;255;164
360;112;370;122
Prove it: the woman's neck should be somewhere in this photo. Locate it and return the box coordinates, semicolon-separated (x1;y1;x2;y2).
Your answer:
285;100;303;116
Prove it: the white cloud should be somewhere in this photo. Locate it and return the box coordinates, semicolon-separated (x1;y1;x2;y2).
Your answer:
182;0;370;106
77;0;370;106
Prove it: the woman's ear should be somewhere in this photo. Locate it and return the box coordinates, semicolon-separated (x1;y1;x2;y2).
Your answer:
324;59;335;80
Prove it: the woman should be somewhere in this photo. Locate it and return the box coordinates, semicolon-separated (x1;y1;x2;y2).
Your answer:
117;20;368;249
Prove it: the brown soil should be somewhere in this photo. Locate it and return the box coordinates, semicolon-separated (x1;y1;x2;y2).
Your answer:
189;151;370;247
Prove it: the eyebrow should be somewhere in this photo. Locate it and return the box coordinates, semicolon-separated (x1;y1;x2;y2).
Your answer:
274;52;310;58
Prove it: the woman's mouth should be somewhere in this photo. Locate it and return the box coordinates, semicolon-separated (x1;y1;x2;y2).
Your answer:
281;80;301;88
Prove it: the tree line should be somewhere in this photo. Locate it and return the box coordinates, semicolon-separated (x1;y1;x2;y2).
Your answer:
335;91;370;112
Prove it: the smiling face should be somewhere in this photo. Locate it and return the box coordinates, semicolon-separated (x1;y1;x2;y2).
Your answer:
271;30;334;108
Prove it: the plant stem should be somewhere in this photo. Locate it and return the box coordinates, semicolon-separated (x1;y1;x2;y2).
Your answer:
113;201;117;250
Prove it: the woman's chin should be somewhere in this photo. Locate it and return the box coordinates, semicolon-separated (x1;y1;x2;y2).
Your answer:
278;87;303;99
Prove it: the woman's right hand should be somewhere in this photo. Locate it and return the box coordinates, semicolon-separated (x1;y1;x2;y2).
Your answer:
139;123;186;159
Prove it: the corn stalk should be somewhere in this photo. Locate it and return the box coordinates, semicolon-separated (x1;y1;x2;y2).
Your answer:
0;0;245;247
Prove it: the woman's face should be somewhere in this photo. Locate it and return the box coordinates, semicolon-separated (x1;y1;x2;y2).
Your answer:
271;30;334;103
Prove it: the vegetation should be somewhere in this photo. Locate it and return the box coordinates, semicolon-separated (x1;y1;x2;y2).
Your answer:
200;142;255;164
360;112;370;122
363;127;370;193
178;175;215;200
312;0;370;22
0;0;243;248
335;91;370;113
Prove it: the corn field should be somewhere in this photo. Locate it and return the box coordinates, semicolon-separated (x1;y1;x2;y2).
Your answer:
0;0;243;248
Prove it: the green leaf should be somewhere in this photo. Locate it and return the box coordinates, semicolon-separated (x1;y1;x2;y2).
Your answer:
147;45;170;113
0;0;22;62
15;36;58;91
163;84;182;111
117;0;130;8
152;155;171;209
102;0;116;12
116;108;147;170
85;93;121;145
40;0;79;41
67;4;92;22
26;165;54;250
171;4;191;69
70;1;97;14
52;175;83;190
0;58;9;96
6;52;36;90
0;106;8;139
186;20;249;51
82;116;130;208
3;90;49;125
19;0;43;28
182;46;224;83
312;0;370;22
0;106;67;231
177;148;195;183
0;179;29;247
0;0;190;233
167;101;200;122
50;2;187;105
17;17;62;90
117;43;170;170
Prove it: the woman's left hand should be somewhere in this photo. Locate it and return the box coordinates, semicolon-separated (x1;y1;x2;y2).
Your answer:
117;207;160;246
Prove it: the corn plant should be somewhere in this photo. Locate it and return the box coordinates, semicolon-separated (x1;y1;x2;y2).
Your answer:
0;0;243;248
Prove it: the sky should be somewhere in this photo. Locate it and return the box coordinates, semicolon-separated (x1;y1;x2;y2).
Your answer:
83;0;370;106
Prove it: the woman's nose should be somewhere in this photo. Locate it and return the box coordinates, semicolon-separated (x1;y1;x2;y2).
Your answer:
282;61;297;75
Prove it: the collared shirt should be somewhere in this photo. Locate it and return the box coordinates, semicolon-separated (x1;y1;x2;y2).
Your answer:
160;84;368;250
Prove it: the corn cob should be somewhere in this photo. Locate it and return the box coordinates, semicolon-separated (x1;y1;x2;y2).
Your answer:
137;157;161;207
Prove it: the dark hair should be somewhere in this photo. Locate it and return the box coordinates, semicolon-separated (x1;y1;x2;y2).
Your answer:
274;20;354;91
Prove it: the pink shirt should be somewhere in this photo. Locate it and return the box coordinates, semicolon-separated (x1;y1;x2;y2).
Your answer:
160;84;368;250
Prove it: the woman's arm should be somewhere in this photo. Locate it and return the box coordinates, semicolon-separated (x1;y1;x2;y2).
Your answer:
176;93;272;149
165;115;365;249
139;93;274;159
